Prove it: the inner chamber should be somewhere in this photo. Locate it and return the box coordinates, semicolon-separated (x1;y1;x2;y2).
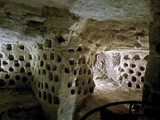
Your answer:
0;1;151;120
93;50;148;91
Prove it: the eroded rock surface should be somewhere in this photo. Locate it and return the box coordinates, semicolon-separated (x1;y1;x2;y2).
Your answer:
0;2;95;120
0;0;150;120
93;50;148;91
70;0;151;23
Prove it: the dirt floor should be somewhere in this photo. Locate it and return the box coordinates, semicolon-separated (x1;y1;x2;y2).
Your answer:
77;78;142;120
0;89;44;120
0;78;142;120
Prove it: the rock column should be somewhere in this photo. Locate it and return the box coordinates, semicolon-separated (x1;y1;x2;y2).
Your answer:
142;0;160;119
31;36;95;120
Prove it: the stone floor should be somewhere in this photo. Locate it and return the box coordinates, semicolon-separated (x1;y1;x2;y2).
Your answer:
0;89;44;120
76;78;142;120
0;78;142;120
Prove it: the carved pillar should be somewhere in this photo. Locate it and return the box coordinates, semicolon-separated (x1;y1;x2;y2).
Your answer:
31;36;95;120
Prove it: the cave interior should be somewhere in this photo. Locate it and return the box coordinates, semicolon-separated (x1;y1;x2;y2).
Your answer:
0;0;160;120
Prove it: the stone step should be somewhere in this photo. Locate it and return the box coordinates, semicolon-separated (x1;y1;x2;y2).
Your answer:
0;89;44;120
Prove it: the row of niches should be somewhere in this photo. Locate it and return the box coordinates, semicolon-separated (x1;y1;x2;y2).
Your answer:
0;43;33;89
0;60;32;73
118;73;144;90
36;80;58;94
118;62;146;74
34;50;90;69
38;52;62;62
37;90;60;105
37;50;88;67
0;42;37;61
36;70;92;88
38;58;88;70
66;75;94;97
0;73;32;89
68;76;93;88
37;85;94;105
0;44;26;52
37;60;92;76
123;54;148;61
67;85;94;96
38;72;60;83
36;72;94;95
118;61;146;90
0;53;33;61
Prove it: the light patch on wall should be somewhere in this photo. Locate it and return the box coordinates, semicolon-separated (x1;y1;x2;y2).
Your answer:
70;0;151;23
0;28;44;43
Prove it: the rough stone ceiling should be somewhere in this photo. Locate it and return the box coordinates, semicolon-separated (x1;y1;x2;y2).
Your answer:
0;0;150;51
9;0;151;23
70;0;151;23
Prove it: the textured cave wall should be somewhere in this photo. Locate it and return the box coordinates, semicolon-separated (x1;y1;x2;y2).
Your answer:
0;42;33;89
31;37;95;120
93;50;149;91
92;53;106;80
78;20;149;53
0;1;43;89
0;2;95;120
5;0;152;23
0;0;151;120
91;21;149;91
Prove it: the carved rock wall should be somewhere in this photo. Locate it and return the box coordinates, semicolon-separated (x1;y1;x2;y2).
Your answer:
93;50;149;91
31;39;95;120
92;53;106;79
0;42;33;89
0;37;95;120
0;1;150;119
0;2;95;120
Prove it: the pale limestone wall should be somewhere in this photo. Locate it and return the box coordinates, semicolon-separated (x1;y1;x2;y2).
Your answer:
92;53;106;79
0;2;96;120
30;38;95;120
0;42;33;89
0;1;150;119
70;0;151;23
0;37;95;120
93;50;148;91
103;51;121;81
6;0;151;23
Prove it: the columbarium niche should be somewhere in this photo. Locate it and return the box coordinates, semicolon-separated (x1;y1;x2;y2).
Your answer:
0;42;33;89
93;50;148;91
30;38;95;120
0;37;95;120
0;0;152;119
0;2;96;119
